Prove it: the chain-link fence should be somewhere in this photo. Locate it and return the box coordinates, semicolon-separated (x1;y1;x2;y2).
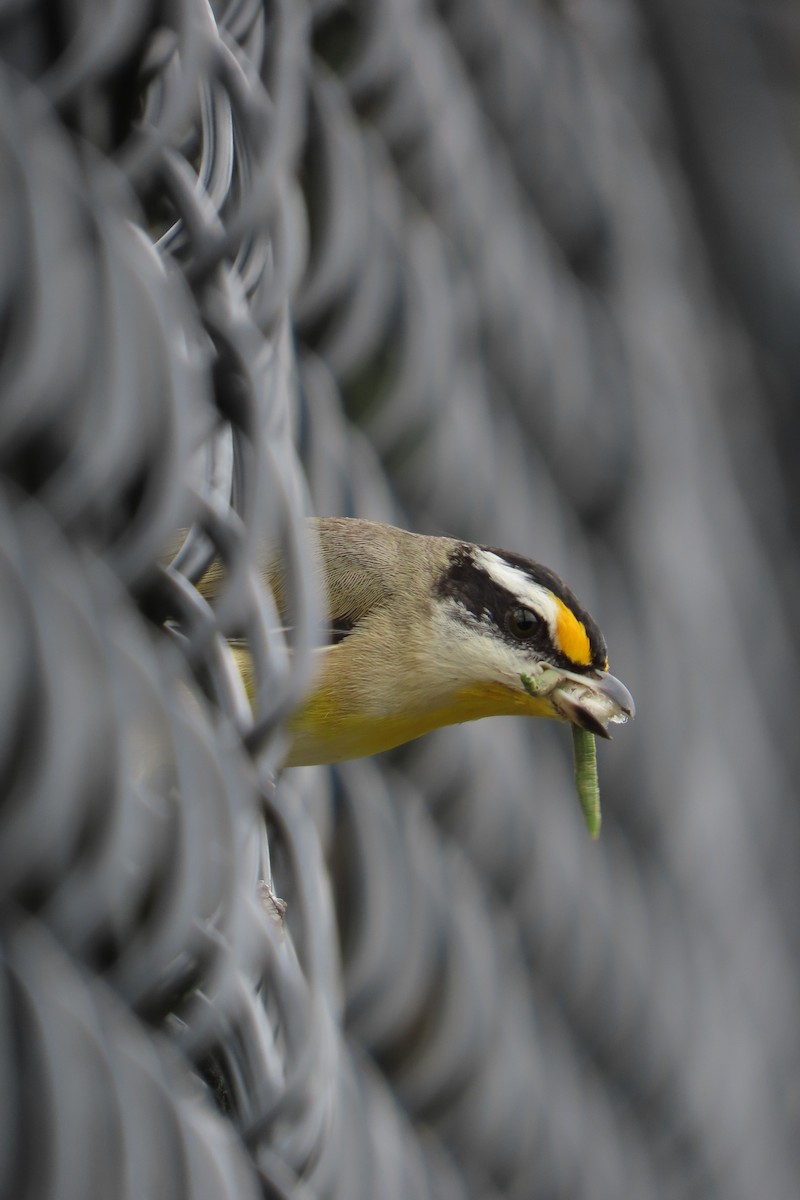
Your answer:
3;2;800;1198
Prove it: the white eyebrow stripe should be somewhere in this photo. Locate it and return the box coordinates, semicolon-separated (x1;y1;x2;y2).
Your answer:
472;549;559;639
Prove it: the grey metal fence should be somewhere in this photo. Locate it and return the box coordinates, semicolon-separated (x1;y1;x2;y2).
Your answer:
2;2;800;1198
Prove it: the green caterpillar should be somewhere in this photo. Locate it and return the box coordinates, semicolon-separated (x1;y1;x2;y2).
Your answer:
520;671;603;838
571;725;601;839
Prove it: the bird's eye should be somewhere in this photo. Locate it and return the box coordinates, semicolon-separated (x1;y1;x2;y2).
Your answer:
507;606;542;639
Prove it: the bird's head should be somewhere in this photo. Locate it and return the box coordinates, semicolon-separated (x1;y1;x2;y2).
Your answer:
429;542;634;738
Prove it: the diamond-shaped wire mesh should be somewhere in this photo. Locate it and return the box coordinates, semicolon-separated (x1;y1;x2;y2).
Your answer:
2;2;800;1198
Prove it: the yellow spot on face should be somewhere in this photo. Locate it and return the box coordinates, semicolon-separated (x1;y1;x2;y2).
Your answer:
553;597;593;666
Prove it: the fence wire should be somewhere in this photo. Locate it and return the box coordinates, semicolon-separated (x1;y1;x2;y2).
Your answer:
2;2;800;1198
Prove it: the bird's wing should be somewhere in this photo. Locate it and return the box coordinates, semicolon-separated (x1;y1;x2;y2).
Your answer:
309;517;397;639
170;517;402;639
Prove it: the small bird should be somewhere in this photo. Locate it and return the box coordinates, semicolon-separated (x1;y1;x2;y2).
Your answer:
218;518;634;769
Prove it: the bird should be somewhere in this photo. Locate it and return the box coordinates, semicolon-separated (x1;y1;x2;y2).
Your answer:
202;517;634;769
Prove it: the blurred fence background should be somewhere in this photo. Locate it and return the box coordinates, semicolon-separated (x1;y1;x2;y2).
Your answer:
2;1;800;1197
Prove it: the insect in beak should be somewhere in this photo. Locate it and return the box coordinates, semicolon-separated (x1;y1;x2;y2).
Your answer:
551;669;635;740
520;665;634;738
520;665;635;839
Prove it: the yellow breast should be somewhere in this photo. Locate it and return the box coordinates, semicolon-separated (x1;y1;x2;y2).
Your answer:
283;678;556;766
231;642;559;767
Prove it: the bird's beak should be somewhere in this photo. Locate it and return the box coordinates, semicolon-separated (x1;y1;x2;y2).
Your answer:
520;666;635;739
553;669;635;739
